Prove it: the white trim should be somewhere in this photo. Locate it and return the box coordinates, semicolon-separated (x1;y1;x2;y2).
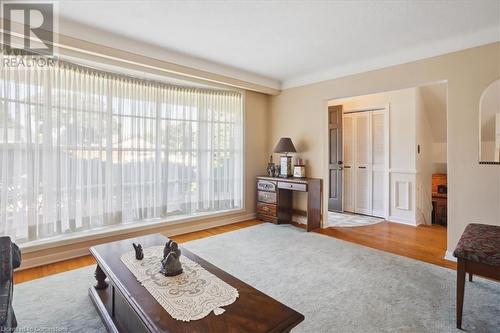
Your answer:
342;106;386;114
282;27;499;89
19;212;256;270
444;250;457;262
387;216;417;226
59;19;282;91
389;169;418;174
2;26;280;95
20;208;245;253
395;181;411;210
384;104;391;218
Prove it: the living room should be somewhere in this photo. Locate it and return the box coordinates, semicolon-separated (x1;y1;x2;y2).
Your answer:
1;1;499;332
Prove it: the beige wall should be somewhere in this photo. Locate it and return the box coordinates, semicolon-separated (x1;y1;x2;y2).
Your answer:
270;42;500;252
244;91;271;210
433;143;448;170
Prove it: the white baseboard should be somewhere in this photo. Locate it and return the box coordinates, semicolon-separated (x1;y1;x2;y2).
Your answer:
387;216;417;226
19;212;256;270
444;250;457;262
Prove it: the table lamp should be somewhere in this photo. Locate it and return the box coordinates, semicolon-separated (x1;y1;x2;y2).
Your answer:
273;137;296;177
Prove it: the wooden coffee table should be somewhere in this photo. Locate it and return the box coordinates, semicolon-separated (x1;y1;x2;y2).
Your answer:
89;233;304;332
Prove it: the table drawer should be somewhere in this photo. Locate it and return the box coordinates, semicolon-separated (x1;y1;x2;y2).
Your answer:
257;202;277;216
256;213;278;224
258;191;277;204
257;180;276;192
277;181;307;192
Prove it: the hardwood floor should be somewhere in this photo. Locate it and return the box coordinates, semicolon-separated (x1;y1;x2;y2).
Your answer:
14;220;261;284
14;218;453;284
317;220;455;269
14;255;97;284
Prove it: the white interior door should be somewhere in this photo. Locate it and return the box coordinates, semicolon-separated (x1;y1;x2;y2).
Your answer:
371;110;386;217
354;112;372;215
343;115;355;212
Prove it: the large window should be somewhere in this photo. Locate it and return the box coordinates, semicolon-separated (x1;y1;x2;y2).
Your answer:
0;59;243;243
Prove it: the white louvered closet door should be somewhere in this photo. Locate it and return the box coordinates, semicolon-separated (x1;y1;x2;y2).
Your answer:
354;112;372;215
343;115;355;212
371;111;386;217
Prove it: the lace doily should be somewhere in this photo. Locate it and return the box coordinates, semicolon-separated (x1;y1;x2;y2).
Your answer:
120;245;239;322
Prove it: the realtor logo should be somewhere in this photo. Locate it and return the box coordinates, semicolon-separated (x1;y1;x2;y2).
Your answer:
1;2;55;55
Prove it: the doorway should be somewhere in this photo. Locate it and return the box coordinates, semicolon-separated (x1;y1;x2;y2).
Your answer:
328;104;389;227
326;83;448;229
418;83;448;228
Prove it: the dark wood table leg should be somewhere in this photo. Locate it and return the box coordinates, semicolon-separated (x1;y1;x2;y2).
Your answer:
306;179;322;231
457;258;466;329
94;264;108;290
468;273;473;282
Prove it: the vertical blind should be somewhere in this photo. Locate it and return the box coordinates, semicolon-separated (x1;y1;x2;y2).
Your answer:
0;59;243;243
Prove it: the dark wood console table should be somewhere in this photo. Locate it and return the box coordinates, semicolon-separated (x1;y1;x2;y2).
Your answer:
256;176;322;231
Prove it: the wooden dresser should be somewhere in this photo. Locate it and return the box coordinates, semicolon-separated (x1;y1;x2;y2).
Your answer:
256;176;322;231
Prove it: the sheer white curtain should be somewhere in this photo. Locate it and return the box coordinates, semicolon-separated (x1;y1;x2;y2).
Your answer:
0;59;243;243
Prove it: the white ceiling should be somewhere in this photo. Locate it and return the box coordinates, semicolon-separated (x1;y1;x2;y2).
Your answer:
51;1;500;89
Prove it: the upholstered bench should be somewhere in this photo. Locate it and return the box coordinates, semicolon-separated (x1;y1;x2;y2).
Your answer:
453;223;500;329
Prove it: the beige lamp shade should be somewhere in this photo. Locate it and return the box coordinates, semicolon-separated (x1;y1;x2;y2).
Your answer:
273;137;297;154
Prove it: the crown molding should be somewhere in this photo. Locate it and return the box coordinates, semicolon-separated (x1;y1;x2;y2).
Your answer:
1;18;281;95
57;19;281;94
282;26;500;90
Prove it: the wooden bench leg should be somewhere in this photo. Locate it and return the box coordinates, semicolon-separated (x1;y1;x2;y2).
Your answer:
468;273;472;282
457;258;466;329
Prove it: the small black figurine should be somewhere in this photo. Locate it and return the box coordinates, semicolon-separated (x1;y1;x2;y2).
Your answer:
266;155;275;177
132;243;144;260
160;240;183;276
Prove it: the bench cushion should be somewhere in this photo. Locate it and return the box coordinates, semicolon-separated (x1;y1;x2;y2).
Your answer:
453;223;500;267
0;237;14;328
0;237;20;329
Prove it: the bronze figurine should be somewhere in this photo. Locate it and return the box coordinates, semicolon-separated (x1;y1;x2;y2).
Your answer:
132;243;144;260
160;240;183;276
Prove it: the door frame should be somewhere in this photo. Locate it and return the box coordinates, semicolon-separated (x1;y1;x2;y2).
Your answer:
323;103;390;222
